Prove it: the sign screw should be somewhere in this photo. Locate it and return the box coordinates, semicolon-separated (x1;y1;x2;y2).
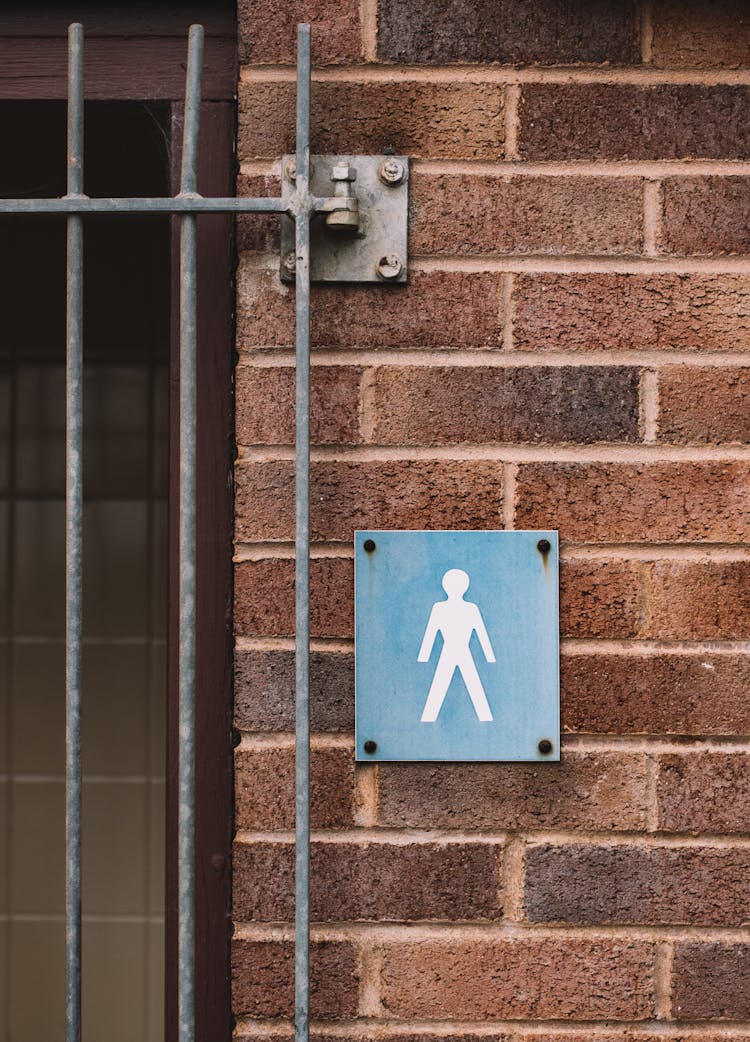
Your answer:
282;251;297;278
537;538;551;555
538;739;553;755
376;254;404;280
363;538;376;553
378;158;406;186
363;740;377;754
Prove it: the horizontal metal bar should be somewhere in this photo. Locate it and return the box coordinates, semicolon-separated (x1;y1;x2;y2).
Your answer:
0;196;292;214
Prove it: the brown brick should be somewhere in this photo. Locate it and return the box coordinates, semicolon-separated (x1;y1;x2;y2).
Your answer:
239;81;505;160
661;177;750;256
659;367;750;444
234;649;354;733
520;85;750;160
234;745;355;830
236;172;281;253
658;752;750;834
234;557;353;638
562;652;750;735
646;561;750;639
378;751;648;831
516;462;750;543
236;460;503;543
238;0;362;65
411;175;642;256
236;365;363;446
525;843;750;926
673;942;750;1019
380;938;655;1019
370;366;640;446
231;938;358;1018
560;560;641;639
652;0;750;68
233;840;502;922
236;269;504;350
377;0;639;64
513;274;750;353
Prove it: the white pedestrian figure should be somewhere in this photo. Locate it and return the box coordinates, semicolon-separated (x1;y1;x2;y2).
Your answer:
418;568;496;723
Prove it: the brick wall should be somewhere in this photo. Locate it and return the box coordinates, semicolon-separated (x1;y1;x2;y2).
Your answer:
232;2;750;1039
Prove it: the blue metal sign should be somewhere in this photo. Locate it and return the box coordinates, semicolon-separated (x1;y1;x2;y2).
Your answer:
355;530;560;762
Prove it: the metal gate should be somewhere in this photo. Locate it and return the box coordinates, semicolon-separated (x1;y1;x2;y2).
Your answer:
0;20;402;1042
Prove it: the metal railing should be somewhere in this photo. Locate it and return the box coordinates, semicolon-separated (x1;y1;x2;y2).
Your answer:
0;21;319;1042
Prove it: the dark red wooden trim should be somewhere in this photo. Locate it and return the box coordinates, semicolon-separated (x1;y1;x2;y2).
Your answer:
167;98;236;1042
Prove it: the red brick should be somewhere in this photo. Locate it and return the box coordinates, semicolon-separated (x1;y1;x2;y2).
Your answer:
513;274;750;353
236;269;504;350
520;85;750;160
236;365;363;446
377;751;649;831
234;745;355;830
652;0;750;68
234;557;353;638
646;561;750;639
560;560;641;639
673;942;750;1019
239;81;505;160
231;938;358;1018
380;938;655;1019
411;175;642;256
236;172;281;253
370;366;640;446
562;652;750;735
659;367;750;444
525;843;750;926
238;0;362;65
376;0;639;64
234;649;354;733
657;752;750;834
661;177;750;256
236;460;503;543
516;462;750;543
233;840;502;922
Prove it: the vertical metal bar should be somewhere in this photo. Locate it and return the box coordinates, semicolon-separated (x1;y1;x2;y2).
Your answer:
294;23;312;1042
178;23;203;1042
65;21;84;1042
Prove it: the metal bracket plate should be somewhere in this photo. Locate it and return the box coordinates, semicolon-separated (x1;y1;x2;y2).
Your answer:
280;154;409;284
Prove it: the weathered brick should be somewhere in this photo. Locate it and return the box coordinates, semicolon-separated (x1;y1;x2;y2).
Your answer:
658;752;750;834
239;81;505;160
652;0;750;68
236;172;281;253
659;366;750;444
562;652;750;735
370;366;640;446
380;939;655;1019
516;463;750;543
238;0;362;65
661;177;750;256
673;942;750;1019
233;840;502;922
513;274;750;353
646;561;750;639
411;175;642;256
236;365;363;446
377;751;649;831
234;649;354;733
560;560;641;639
236;269;504;350
236;460;503;543
234;557;353;638
377;0;639;65
231;938;358;1018
525;843;750;926
520;85;750;160
234;745;355;830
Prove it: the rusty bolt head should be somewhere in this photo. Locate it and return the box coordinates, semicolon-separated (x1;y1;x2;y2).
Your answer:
376;254;404;281
282;251;297;277
331;163;357;182
363;740;377;754
538;739;553;756
379;158;406;186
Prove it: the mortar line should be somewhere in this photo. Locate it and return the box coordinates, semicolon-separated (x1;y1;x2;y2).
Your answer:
503;84;520;160
357;944;383;1018
501;836;525;922
641;368;660;443
237;442;750;461
238;350;750;369
645;753;660;833
641;0;654;64
354;764;379;827
502;462;517;529
643;179;662;256
655;940;674;1019
501;271;514;352
359;365;378;444
359;0;378;62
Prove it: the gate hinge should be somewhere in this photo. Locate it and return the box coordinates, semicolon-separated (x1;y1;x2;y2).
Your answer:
280;154;409;284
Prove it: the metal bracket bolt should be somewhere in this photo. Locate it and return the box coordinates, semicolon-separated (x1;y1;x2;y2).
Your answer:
378;158;406;186
325;163;360;232
376;254;404;280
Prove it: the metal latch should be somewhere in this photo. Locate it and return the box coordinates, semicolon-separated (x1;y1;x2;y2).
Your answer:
280;154;409;284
